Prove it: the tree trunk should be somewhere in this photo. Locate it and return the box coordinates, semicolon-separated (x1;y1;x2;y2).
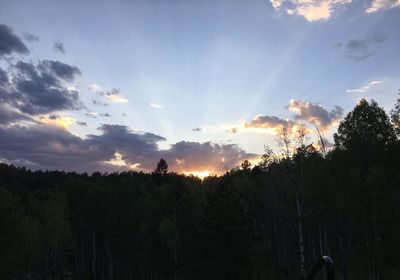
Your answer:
92;231;97;280
296;191;306;280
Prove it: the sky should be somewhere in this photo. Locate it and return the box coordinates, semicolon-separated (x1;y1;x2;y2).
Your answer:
0;0;399;176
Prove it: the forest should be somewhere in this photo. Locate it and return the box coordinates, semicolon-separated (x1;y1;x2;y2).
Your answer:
1;97;400;280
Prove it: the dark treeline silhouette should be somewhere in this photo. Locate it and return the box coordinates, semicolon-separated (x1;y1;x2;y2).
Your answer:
1;98;400;280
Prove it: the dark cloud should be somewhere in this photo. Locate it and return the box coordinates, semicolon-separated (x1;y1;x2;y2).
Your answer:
53;40;65;53
0;123;165;172
192;127;201;132
0;60;82;115
0;123;255;174
23;32;39;42
85;112;97;118
89;85;128;103
48;115;59;120
343;33;387;61
0;105;34;125
0;124;106;172
105;88;120;96
38;60;81;81
0;24;29;57
373;33;387;43
88;124;166;169
245;115;295;131
160;141;256;173
288;100;343;131
244;100;343;134
76;121;87;126
92;99;108;107
0;67;8;85
100;113;111;117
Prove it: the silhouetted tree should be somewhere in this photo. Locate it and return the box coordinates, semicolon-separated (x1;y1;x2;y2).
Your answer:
241;160;252;171
334;99;395;151
155;158;169;175
390;92;400;137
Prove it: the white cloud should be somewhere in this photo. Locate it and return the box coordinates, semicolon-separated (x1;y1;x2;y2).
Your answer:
269;0;352;21
88;83;103;94
347;80;383;93
270;0;283;9
149;102;163;109
270;0;400;21
366;0;400;13
106;94;129;103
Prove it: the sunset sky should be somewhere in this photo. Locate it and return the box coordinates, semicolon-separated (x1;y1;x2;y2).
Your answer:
0;0;399;175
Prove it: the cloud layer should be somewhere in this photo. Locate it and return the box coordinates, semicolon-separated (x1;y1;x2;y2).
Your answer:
366;0;400;13
0;24;29;56
89;85;129;103
347;80;382;93
288;99;343;130
269;0;351;21
244;100;343;134
0;123;255;174
269;0;400;21
0;60;82;115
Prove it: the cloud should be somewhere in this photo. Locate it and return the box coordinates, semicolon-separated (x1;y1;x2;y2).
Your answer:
99;113;111;117
149;102;163;109
288;99;343;131
269;0;352;21
245;115;298;134
23;32;39;42
76;121;87;126
160;141;257;174
0;67;8;85
0;123;110;172
48;115;59;120
270;0;283;9
38;115;77;129
85;112;98;118
0;60;82;115
366;0;400;13
270;1;400;20
89;85;129;103
106;94;129;103
92;99;109;106
243;100;343;135
341;33;387;61
0;122;256;174
89;84;103;94
0;24;29;57
53;40;65;54
0;105;34;125
192;127;201;132
347;80;382;93
38;60;81;81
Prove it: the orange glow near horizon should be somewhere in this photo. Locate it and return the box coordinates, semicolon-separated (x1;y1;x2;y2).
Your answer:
183;170;211;179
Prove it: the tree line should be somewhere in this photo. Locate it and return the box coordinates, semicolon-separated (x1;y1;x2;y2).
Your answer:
1;97;400;280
